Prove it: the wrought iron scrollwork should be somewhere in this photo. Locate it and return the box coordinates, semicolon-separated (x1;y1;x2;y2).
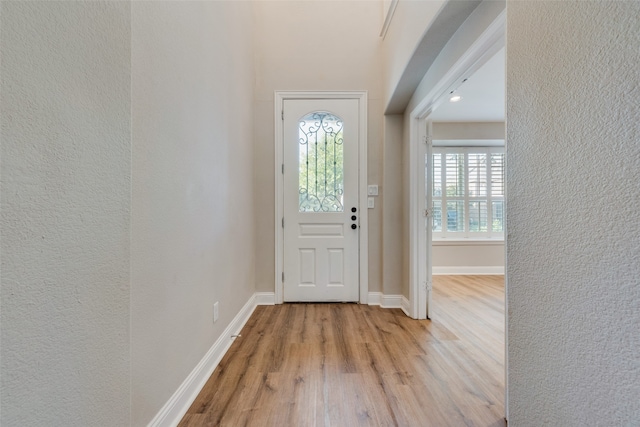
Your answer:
298;112;344;212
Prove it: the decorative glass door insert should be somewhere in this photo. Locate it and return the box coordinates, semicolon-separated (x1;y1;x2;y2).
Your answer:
298;112;344;212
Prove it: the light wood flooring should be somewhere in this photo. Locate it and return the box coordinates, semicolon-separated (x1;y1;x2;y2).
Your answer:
179;275;505;427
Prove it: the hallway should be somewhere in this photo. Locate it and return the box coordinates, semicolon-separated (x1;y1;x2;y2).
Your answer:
3;1;636;424
179;276;505;426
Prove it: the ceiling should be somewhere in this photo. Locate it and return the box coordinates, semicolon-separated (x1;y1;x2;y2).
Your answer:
429;47;505;122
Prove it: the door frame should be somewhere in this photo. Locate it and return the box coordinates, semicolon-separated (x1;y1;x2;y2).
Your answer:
407;10;505;319
274;91;368;304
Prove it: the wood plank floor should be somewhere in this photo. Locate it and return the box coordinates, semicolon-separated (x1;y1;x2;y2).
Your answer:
179;275;505;427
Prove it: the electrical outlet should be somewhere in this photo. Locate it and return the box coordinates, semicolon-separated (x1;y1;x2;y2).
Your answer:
213;302;219;323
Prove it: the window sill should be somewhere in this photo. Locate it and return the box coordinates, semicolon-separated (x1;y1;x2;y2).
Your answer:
432;238;504;246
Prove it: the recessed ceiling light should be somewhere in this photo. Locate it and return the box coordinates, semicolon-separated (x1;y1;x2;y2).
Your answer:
449;95;462;102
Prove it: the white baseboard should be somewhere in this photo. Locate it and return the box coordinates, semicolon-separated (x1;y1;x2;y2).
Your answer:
367;292;382;306
368;292;403;309
400;296;411;317
254;292;275;305
432;266;504;275
148;294;259;427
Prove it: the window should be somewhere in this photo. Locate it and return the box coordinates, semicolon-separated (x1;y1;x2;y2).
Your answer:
298;112;344;212
431;147;504;239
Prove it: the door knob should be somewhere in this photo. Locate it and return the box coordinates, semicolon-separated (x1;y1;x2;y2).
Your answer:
351;224;357;230
351;207;357;212
351;215;357;221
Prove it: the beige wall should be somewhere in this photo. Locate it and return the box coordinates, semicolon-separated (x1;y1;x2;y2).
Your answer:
382;115;404;294
131;2;256;424
2;3;257;425
381;0;445;105
506;1;639;424
432;243;504;273
252;1;385;294
1;2;131;425
433;121;504;140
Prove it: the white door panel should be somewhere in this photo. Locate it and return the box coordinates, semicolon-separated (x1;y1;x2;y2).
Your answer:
283;99;359;302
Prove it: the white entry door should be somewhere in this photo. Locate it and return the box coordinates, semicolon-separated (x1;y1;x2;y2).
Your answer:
283;99;360;302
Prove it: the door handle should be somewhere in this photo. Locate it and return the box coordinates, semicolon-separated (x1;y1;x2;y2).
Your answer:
351;215;357;221
351;224;357;230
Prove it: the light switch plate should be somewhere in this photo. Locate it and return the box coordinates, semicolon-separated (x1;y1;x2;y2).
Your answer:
367;185;378;196
367;197;375;209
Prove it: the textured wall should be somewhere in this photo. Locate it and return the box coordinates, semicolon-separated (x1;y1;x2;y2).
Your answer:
130;2;256;424
252;1;385;294
1;2;131;425
507;1;640;424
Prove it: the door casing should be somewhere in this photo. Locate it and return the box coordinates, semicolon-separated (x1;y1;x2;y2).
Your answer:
275;91;368;304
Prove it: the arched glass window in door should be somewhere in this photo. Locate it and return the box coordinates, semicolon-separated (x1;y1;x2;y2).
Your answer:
298;112;344;212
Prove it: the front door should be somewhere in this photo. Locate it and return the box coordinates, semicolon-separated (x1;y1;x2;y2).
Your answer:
283;99;360;302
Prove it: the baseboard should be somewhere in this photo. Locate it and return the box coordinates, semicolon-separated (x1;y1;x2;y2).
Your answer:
368;292;403;309
254;292;275;305
148;294;259;427
432;266;504;275
367;292;382;306
400;296;411;317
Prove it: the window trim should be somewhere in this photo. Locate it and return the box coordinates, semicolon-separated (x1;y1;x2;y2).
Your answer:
432;238;504;245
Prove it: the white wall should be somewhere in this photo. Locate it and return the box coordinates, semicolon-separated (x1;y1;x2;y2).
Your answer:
1;2;131;425
506;1;640;424
252;1;386;294
131;2;256;425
